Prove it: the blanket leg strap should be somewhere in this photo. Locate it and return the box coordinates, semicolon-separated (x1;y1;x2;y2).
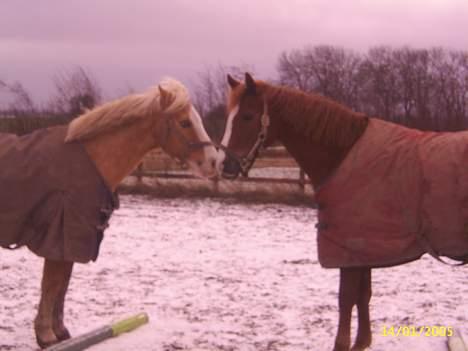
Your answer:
417;231;468;266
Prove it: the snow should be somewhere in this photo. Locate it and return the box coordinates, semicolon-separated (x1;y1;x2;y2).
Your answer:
1;195;466;351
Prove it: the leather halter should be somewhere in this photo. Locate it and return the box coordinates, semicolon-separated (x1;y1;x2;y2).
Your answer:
159;116;213;161
219;100;270;177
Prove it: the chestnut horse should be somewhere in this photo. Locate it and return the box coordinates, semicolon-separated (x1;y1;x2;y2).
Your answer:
217;73;467;351
1;78;217;348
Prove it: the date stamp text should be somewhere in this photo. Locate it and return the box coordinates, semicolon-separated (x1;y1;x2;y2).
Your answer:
381;325;453;337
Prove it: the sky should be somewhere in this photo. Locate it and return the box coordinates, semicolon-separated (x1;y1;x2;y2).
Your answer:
1;0;467;104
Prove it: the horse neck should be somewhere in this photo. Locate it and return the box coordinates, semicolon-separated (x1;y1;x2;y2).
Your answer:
277;123;348;187
82;118;157;191
265;89;368;188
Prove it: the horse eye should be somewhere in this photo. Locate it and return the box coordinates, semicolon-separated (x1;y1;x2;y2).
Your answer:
180;120;192;128
243;114;254;121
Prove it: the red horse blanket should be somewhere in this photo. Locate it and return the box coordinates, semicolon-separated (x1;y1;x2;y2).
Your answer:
0;126;118;263
316;118;468;268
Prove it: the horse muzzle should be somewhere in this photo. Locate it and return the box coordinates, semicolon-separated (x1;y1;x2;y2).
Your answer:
221;155;242;179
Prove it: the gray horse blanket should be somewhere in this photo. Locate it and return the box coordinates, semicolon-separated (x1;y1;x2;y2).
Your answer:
0;126;118;263
315;118;468;268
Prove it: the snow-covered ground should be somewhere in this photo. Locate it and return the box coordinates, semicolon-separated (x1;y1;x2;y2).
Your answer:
1;195;466;351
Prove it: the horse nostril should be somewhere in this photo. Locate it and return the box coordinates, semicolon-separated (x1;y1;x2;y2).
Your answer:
211;159;216;169
197;160;203;167
222;156;241;178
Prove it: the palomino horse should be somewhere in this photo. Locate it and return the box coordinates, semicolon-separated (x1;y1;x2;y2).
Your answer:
217;73;468;351
0;78;217;348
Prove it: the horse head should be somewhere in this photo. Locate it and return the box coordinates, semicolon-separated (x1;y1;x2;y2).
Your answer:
217;73;278;179
155;79;218;179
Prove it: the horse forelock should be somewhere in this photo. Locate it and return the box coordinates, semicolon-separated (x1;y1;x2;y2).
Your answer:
65;77;192;143
156;77;191;114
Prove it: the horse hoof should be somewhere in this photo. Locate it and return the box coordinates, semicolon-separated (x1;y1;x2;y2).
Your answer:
333;344;350;351
36;335;58;349
351;347;369;351
351;341;371;351
55;328;71;341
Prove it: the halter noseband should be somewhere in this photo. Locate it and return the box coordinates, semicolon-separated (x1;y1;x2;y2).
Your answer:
219;100;270;177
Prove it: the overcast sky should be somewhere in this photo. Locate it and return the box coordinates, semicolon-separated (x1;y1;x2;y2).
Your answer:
1;0;467;103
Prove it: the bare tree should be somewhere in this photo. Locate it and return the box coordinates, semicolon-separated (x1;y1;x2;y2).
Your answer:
277;45;468;130
48;66;102;117
277;49;312;91
192;63;253;116
428;49;468;130
192;63;254;141
0;79;35;116
279;45;364;110
358;46;403;121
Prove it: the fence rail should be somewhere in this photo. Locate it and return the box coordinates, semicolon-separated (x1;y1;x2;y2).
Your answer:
131;167;310;191
133;146;310;190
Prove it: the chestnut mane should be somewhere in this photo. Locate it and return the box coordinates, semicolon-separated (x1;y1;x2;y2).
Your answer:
260;82;369;148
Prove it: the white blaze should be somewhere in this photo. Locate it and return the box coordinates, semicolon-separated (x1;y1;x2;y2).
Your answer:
187;106;218;177
190;106;211;145
221;104;239;147
216;104;239;172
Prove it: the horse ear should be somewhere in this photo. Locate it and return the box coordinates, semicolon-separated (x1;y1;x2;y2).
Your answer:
227;74;240;89
245;72;256;95
158;85;175;111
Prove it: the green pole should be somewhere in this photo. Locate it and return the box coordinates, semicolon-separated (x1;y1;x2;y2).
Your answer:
110;313;149;337
45;313;149;351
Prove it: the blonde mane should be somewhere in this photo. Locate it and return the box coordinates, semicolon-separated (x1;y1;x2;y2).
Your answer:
65;78;191;142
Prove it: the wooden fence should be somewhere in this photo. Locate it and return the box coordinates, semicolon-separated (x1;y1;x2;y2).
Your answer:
134;146;309;187
123;147;315;204
132;166;309;191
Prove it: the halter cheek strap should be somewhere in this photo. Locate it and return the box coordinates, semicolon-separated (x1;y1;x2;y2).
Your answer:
238;101;269;176
219;100;270;177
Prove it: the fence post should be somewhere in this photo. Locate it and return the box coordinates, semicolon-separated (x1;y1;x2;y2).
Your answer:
213;178;219;194
299;168;305;192
136;163;143;185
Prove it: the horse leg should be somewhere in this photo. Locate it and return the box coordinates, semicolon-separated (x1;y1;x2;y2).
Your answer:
34;259;74;348
52;262;74;341
351;268;372;351
333;268;361;351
